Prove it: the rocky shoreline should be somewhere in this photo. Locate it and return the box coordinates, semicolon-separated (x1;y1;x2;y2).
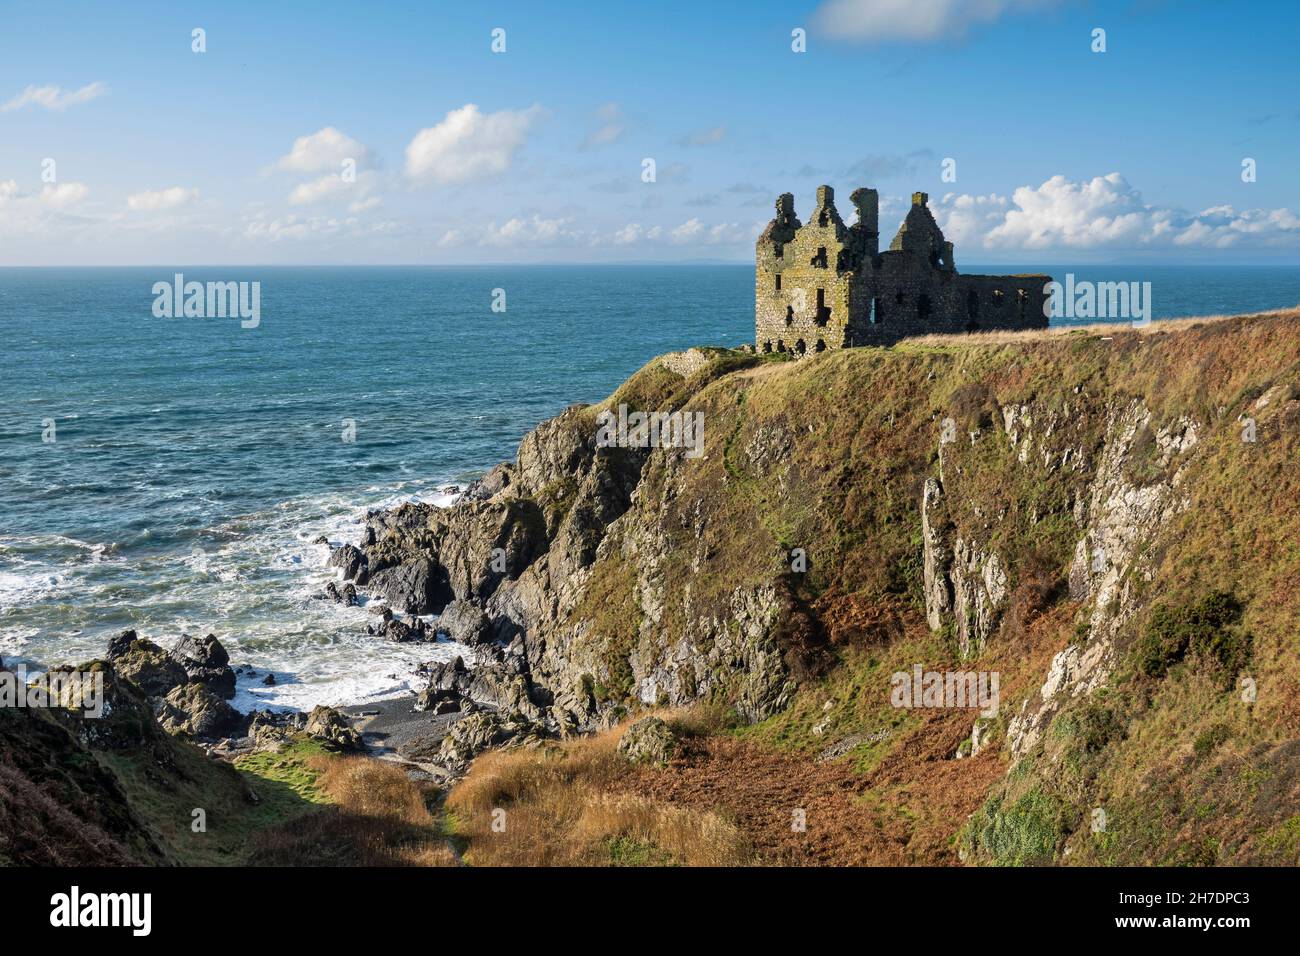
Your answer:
46;350;769;781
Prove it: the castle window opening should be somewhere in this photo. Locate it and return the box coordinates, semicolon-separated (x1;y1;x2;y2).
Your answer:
777;340;786;352
815;339;826;352
815;289;831;326
762;340;772;353
917;294;931;322
895;290;905;305
785;305;794;326
967;290;979;320
795;339;807;355
775;274;781;290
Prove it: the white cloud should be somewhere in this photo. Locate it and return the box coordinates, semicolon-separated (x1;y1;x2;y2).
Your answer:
680;125;726;147
0;180;89;208
405;103;543;184
0;181;92;242
613;223;644;245
583;103;625;149
933;173;1300;251
272;127;373;174
242;211;396;243
287;174;350;205
671;218;705;244
38;183;90;208
482;215;580;247
613;220;741;247
813;0;1056;42
1;81;107;112
126;186;199;212
287;170;383;208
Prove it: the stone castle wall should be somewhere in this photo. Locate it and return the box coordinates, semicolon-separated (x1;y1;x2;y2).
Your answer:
756;186;1050;354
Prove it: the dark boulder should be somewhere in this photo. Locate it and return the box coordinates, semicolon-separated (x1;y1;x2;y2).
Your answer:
172;633;236;700
112;638;188;698
328;544;368;582
366;557;441;615
436;599;492;645
157;682;245;740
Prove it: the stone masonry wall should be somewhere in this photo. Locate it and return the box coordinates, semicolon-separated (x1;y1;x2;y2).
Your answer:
756;186;1050;353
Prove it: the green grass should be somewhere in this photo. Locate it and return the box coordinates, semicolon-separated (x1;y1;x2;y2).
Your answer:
97;737;331;865
964;788;1070;866
605;836;676;867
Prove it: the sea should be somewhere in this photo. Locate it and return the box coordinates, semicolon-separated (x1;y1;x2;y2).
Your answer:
2;264;1297;711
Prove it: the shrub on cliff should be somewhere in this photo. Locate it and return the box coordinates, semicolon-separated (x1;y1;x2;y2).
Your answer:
1133;590;1251;686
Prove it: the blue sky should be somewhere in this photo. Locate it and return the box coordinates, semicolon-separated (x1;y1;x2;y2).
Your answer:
1;0;1298;265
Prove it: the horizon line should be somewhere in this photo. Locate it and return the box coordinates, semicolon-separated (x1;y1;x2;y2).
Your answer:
4;260;1300;270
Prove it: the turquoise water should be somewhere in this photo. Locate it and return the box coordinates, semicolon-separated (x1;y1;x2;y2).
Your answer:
1;264;1296;709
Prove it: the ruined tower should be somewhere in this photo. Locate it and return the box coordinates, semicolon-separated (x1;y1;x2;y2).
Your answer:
755;186;1052;355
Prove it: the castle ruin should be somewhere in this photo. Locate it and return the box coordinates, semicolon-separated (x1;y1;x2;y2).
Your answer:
756;186;1052;354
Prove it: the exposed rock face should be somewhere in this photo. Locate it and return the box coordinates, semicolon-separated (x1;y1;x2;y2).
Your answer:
919;383;1206;766
102;630;243;742
171;633;237;699
109;636;188;698
303;705;363;750
617;717;678;765
351;354;821;759
1006;403;1198;759
157;682;243;739
367;615;430;643
364;556;439;615
922;474;1009;658
436;599;492;645
462;462;514;501
414;649;541;722
328;543;369;583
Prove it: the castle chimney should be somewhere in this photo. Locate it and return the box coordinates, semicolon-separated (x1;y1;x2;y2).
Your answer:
850;187;879;257
912;191;929;207
775;192;796;222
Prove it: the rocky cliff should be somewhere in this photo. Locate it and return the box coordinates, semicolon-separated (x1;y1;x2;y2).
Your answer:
346;310;1300;864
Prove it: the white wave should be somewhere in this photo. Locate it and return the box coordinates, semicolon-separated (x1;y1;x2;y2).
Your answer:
6;474;479;713
0;567;69;611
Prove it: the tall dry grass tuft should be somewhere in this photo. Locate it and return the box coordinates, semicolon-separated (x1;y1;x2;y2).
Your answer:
252;755;458;867
312;755;433;827
446;713;753;867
